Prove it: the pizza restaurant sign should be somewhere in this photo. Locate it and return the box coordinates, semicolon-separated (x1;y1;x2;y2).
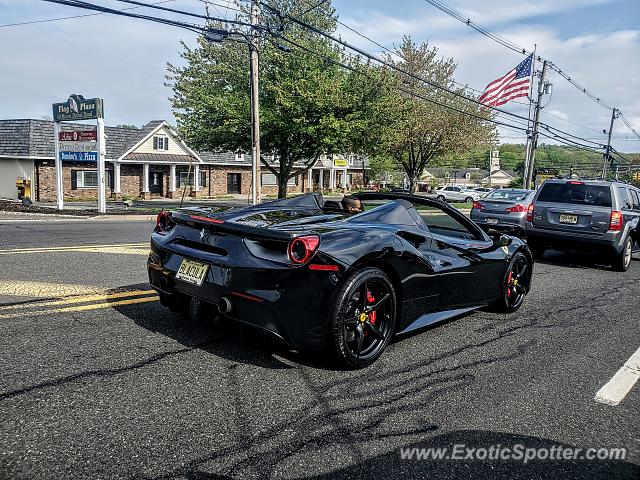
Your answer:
52;94;104;121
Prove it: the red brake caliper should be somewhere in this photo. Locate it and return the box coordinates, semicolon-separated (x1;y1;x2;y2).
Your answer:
506;271;513;297
367;291;377;323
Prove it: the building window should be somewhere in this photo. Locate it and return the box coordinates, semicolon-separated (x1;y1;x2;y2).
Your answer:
153;136;169;151
348;154;355;166
261;173;295;186
72;170;110;189
234;150;244;162
177;170;206;187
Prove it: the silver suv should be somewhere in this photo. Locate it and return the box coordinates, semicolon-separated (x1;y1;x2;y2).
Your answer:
525;179;640;271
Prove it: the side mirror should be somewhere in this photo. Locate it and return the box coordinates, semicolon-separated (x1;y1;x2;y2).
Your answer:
494;234;512;247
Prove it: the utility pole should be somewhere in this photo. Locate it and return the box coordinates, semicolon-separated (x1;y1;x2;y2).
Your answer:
525;60;548;190
602;108;619;179
249;0;261;205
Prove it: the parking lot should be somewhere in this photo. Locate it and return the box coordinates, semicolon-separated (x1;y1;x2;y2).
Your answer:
0;216;639;480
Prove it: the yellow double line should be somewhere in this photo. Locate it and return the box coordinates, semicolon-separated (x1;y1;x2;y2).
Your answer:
0;243;149;256
0;289;159;319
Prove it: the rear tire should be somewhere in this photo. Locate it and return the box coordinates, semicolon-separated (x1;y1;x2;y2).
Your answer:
464;196;473;203
612;237;633;272
328;267;397;369
437;195;445;201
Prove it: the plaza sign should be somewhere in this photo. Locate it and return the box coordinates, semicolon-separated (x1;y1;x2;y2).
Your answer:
52;94;104;122
52;94;107;213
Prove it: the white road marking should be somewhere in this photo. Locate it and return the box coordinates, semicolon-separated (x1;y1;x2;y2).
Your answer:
594;346;640;406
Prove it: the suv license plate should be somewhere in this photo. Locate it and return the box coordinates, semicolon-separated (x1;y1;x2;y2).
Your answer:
176;259;209;286
559;214;578;224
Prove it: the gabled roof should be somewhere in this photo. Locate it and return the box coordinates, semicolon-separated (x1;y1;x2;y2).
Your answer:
0;119;141;159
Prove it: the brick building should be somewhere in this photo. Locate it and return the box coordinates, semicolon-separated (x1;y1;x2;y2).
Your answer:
0;119;366;201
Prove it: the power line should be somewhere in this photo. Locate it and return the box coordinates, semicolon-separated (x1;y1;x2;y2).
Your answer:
266;2;608;150
0;0;176;28
421;0;617;112
619;112;640;140
272;31;603;156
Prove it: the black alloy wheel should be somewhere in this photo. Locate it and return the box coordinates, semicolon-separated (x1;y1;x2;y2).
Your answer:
329;267;396;369
496;252;530;313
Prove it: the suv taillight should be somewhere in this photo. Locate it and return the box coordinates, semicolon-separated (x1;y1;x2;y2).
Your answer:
526;203;534;222
609;210;623;231
472;201;484;210
506;203;527;213
288;235;320;264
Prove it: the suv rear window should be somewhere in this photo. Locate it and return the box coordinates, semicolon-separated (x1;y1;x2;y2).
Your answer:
537;183;612;207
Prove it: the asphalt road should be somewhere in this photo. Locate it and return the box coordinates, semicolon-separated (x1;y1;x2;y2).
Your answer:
0;217;639;480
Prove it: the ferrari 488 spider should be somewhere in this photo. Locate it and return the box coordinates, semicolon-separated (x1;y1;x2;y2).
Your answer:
148;192;533;368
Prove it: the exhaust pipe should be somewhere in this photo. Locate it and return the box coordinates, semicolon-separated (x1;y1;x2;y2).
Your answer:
217;296;233;314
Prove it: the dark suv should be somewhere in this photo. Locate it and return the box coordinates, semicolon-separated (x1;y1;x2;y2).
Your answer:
525;179;640;271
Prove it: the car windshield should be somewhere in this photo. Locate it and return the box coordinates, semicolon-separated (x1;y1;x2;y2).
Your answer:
537;183;612;207
486;190;530;201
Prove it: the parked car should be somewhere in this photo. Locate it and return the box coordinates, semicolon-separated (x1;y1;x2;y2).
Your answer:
526;179;640;271
149;192;533;368
471;189;536;236
472;187;494;195
434;186;482;203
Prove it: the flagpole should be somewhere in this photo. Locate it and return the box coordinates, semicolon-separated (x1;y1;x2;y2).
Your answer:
523;45;536;188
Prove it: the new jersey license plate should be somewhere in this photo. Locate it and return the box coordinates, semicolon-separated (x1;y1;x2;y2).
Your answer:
176;259;209;286
559;214;578;224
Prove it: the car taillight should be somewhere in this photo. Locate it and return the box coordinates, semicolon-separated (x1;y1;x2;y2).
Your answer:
609;210;623;231
156;211;174;233
472;201;484;210
506;203;527;213
526;203;535;222
288;235;320;264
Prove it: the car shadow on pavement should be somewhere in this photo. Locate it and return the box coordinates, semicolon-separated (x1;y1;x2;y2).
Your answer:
536;250;616;271
110;283;325;370
297;429;640;480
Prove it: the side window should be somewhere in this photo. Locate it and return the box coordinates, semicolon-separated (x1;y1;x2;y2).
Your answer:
417;204;481;240
631;189;640;210
444;187;453;191
618;187;633;210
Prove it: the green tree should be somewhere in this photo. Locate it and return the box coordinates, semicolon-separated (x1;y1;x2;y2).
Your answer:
167;0;373;198
116;123;139;130
374;37;496;193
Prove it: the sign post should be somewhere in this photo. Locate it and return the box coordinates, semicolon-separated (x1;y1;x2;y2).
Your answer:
52;95;105;213
53;122;63;211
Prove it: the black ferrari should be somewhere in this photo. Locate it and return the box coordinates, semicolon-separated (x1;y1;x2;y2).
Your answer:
148;192;533;368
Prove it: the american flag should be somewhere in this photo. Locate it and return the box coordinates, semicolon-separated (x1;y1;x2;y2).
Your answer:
478;54;533;107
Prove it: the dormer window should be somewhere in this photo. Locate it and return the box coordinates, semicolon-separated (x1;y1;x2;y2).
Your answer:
153;135;169;151
235;150;244;162
348;154;355;166
465;172;471;180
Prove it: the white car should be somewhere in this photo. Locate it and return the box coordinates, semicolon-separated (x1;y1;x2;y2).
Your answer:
434;186;482;203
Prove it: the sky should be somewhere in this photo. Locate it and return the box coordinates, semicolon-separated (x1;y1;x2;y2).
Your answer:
0;0;639;152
